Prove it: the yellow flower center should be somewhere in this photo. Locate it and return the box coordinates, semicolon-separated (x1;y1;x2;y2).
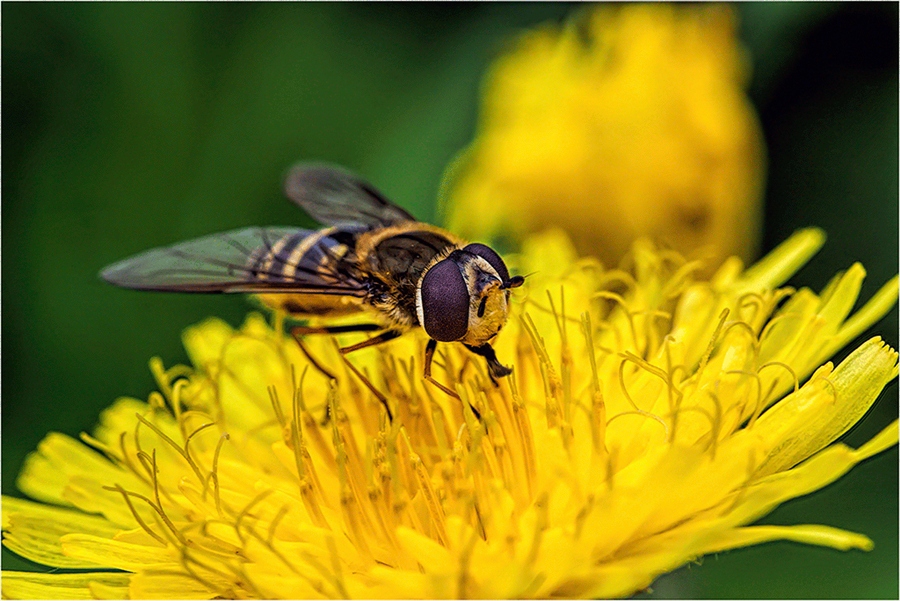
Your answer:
3;229;897;599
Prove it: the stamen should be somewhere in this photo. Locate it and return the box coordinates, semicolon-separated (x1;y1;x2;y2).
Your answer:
116;490;179;549
663;340;684;428
103;483;167;546
301;450;330;528
118;430;149;485
621;350;670;383
606;445;618;490
696;308;730;381
597;268;637;293
681;390;722;459
817;375;840;405
606;410;669;442
289;377;307;482
521;297;584;326
78;432;123;464
267;385;287;429
520;312;563;428
580;312;601;395
186;521;243;558
548;287;574;422
148;449;188;545
208;433;229;516
757;360;800;411
179;547;235;598
524;492;549;567
183;422;216;476
723;369;763;430
234;489;274;545
721;320;761;350
266;504;290;546
660;260;703;300
411;452;449;547
705;390;723;458
509;376;536;497
149;357;172;402
324;534;350;599
133;416;146;464
135;412;206;487
136;450;154;478
616;359;642;413
737;291;768;328
592;291;640;353
757;310;803;350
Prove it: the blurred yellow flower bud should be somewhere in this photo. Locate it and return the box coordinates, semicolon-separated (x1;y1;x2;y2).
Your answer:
443;4;765;271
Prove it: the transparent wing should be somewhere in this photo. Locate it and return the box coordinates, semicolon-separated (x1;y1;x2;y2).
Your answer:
283;162;415;227
100;227;368;295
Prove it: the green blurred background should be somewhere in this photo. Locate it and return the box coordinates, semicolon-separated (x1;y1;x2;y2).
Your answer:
3;3;897;598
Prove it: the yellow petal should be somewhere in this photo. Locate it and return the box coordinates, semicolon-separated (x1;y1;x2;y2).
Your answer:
754;337;898;475
60;534;176;571
738;227;825;291
3;497;120;569
128;571;220;600
1;571;131;601
726;420;898;526
830;275;900;357
704;523;873;554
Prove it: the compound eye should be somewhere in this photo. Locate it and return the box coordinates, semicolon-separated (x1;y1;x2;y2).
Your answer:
463;243;510;282
420;259;470;342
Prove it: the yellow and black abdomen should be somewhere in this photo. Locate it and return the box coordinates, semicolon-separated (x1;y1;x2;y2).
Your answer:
249;226;372;317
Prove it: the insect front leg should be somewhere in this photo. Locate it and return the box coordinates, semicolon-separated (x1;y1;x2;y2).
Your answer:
423;339;459;398
464;342;513;383
424;339;483;421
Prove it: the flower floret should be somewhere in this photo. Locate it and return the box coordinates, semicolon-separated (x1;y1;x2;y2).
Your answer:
2;229;897;599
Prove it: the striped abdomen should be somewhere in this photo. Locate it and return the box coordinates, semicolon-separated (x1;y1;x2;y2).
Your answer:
248;226;371;317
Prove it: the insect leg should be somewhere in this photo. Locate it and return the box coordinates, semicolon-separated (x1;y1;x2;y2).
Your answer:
340;329;402;354
291;324;398;424
290;327;341;425
291;327;338;380
423;339;460;399
290;323;385;377
338;354;394;423
424;339;483;421
424;338;481;421
291;323;383;336
464;343;513;383
290;322;387;374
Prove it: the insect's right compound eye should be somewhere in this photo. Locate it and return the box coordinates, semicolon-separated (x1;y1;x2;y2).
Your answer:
420;259;470;342
463;243;510;282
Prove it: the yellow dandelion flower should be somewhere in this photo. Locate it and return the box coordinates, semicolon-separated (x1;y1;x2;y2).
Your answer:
443;4;765;270
3;228;897;599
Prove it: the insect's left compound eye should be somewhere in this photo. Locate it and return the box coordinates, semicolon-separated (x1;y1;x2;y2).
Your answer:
463;243;510;282
420;259;470;342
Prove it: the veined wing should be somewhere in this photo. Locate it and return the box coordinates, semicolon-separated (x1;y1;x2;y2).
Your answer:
100;227;368;296
283;162;415;227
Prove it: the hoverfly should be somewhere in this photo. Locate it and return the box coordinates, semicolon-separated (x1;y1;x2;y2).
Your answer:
101;163;524;419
